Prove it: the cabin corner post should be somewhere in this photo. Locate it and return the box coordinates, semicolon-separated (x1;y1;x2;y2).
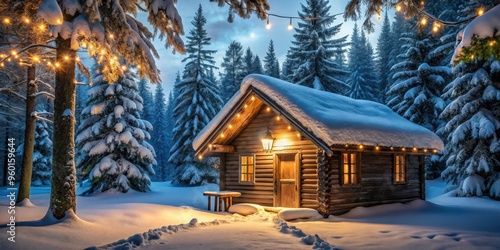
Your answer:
420;155;425;200
220;154;226;191
317;149;330;218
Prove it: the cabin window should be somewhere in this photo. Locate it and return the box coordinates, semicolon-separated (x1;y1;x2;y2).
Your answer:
240;155;255;183
394;155;407;184
342;153;360;185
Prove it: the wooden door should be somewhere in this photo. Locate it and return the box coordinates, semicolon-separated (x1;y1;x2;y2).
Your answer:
275;154;299;207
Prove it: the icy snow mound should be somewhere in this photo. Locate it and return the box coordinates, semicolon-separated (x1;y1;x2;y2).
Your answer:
228;203;265;216
458;174;485;197
277;208;320;221
194;74;443;151
490;179;500;200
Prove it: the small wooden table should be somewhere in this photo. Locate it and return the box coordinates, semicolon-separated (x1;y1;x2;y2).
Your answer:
203;191;241;212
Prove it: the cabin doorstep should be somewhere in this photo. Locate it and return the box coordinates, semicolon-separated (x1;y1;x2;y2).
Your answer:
193;74;444;216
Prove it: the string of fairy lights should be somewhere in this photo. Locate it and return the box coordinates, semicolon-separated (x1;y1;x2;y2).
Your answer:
0;2;489;70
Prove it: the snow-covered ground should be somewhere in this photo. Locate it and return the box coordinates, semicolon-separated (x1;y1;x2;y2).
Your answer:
0;180;499;249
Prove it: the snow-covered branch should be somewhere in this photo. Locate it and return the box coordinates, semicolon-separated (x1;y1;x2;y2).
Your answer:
33;113;54;124
31;91;55;99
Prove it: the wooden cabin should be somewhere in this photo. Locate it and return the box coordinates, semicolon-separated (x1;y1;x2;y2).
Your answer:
193;75;444;216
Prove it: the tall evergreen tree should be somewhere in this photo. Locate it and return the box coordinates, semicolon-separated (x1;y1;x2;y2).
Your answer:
346;24;377;101
264;40;280;78
288;0;349;94
252;55;264;74
152;84;169;181
31;120;53;186
219;41;244;103
387;25;449;133
76;67;156;194
169;5;223;186
138;78;155;124
440;1;499;198
241;47;255;78
376;13;392;103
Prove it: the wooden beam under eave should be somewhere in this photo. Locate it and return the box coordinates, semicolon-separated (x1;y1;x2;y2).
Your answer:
209;144;236;153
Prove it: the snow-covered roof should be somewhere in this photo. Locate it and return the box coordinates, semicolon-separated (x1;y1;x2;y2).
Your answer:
193;75;444;153
452;5;500;62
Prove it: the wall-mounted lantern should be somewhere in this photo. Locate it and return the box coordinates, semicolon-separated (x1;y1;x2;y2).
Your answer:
261;127;275;152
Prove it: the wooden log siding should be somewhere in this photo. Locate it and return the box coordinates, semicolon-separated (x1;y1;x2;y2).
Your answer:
223;106;319;208
328;152;424;215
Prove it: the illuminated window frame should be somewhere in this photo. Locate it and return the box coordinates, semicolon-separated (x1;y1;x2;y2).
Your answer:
342;153;361;185
239;154;255;183
394;154;407;184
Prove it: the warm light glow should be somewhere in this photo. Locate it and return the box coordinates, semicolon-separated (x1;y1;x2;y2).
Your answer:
424;149;428;153
413;147;417;152
287;125;291;130
420;1;424;5
402;148;406;151
64;55;69;61
33;56;40;62
433;149;438;154
39;24;45;30
76;57;80;61
478;8;484;16
24;18;30;24
276;115;280;121
297;133;301;138
56;19;62;24
244;104;248;109
220;133;225;138
11;50;17;56
266;107;271;112
198;155;203;160
266;17;271;30
236;113;241;118
121;65;128;71
390;147;394;150
288;18;293;30
0;62;4;67
137;65;141;69
251;95;255;101
420;18;427;26
3;18;10;24
228;124;233;129
433;25;439;32
359;145;364;149
261;128;274;152
109;34;114;39
55;62;60;67
100;49;105;55
396;5;402;12
471;54;475;59
81;42;87;49
377;13;381;20
489;40;496;46
345;144;349;148
375;146;380;150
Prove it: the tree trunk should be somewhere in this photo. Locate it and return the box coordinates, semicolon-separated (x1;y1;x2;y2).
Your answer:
49;36;77;219
16;65;37;204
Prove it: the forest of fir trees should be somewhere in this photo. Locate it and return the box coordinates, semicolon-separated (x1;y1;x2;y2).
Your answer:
0;0;498;214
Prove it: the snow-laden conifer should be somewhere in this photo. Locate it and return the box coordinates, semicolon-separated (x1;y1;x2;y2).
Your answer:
76;66;156;194
169;5;222;186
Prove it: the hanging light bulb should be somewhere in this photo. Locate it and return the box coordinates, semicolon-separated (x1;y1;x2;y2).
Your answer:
288;18;293;30
420;17;427;26
266;16;271;30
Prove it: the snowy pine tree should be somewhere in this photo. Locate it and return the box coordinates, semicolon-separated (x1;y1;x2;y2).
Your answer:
76;66;156;194
387;21;449;133
138;78;155;125
376;13;392;103
264;40;280;78
220;41;244;103
169;5;222;186
241;47;255;78
440;2;499;198
347;24;377;101
252;55;264;74
31;119;52;186
152;84;169;181
288;0;349;93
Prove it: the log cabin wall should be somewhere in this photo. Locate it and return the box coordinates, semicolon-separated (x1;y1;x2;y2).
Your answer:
328;152;424;215
223;106;319;208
